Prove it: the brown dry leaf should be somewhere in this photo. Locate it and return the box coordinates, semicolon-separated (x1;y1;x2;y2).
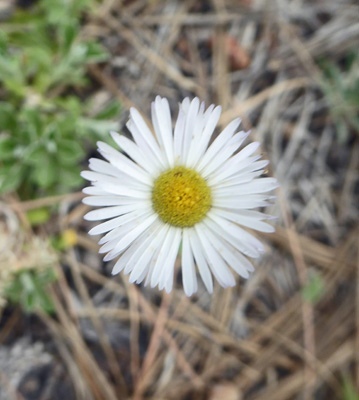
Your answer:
225;35;251;70
208;35;251;70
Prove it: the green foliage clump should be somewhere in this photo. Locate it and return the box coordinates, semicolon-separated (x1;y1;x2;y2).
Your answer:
5;268;57;314
0;228;58;315
320;52;359;142
0;0;120;197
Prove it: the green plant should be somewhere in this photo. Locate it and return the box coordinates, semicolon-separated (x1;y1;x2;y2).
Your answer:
0;228;58;314
5;268;57;313
342;377;359;400
320;52;359;142
0;0;120;197
302;271;324;303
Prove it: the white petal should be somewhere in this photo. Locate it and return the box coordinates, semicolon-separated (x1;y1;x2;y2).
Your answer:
110;131;159;174
150;227;180;289
161;229;181;293
181;97;191;112
88;158;121;177
187;105;222;168
173;107;186;164
185;105;207;167
84;204;149;221
202;104;215;124
201;131;249;178
214;209;275;233
126;119;165;170
187;228;213;293
209;170;263;188
111;220;163;276
128;223;169;283
81;170;147;192
195;224;236;288
82;186;108;195
230;141;261;164
94;181;150;199
89;208;151;235
181;98;200;164
144;244;162;287
213;194;272;210
99;219;143;254
134;264;151;284
181;229;198;297
209;155;264;185
97;141;152;185
111;229;153;275
208;211;265;255
234;159;269;175
104;214;158;261
196;118;243;172
98;212;152;245
232;210;275;220
203;216;260;258
83;196;134;207
151;96;174;166
129;108;166;166
212;177;278;197
124;221;166;275
204;228;253;278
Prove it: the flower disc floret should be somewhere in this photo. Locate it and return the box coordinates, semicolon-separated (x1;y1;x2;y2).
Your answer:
152;166;212;228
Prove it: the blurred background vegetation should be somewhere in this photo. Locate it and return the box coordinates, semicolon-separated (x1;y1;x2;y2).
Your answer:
0;0;120;197
0;1;358;399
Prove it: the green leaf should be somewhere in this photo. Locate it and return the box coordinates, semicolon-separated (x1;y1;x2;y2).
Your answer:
0;164;23;194
95;100;121;120
62;24;77;53
84;41;109;63
3;78;27;98
79;117;119;137
0;54;25;85
57;139;85;165
22;108;45;139
19;271;36;292
59;166;84;189
26;46;53;71
26;208;51;226
302;273;325;303
0;102;17;129
55;96;82;114
31;157;57;188
319;52;359;141
0;137;16;161
5;268;56;314
342;377;359;400
26;146;48;165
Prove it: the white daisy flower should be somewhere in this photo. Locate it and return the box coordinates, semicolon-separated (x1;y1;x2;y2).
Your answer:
82;97;278;296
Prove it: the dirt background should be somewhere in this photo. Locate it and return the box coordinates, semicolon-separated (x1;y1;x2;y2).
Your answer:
1;0;359;399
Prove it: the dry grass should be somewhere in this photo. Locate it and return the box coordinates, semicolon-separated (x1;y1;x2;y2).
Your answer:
1;0;359;399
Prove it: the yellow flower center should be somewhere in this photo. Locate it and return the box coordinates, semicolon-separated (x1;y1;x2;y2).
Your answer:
152;166;212;228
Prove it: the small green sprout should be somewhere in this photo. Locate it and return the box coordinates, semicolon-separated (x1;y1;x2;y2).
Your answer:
302;272;325;303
